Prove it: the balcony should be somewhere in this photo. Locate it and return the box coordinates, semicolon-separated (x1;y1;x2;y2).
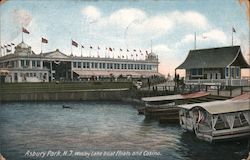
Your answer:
184;78;250;86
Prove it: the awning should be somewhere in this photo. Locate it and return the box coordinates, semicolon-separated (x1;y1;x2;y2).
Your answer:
0;69;9;75
142;91;210;102
73;70;162;78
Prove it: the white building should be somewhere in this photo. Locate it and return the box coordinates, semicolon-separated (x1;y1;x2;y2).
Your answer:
0;42;162;83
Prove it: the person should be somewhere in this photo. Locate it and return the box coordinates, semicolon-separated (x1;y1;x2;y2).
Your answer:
147;78;151;90
0;153;6;160
242;152;250;160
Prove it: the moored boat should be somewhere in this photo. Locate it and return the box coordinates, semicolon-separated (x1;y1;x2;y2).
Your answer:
140;92;211;123
178;93;250;142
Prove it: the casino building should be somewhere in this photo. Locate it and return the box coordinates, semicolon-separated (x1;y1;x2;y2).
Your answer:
0;42;162;83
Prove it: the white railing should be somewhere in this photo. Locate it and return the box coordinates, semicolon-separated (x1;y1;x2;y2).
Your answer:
185;79;250;86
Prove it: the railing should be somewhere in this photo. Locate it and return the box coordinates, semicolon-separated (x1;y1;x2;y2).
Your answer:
185;79;250;86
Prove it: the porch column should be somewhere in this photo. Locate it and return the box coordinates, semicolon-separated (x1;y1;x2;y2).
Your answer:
18;60;21;68
71;61;73;80
40;60;43;69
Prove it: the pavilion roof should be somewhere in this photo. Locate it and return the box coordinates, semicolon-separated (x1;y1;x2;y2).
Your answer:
176;46;250;69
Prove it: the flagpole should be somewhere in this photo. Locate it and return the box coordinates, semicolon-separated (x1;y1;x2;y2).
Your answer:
22;25;24;42
41;37;43;54
194;32;196;49
150;39;152;53
71;39;73;56
105;48;107;58
81;45;82;57
232;28;234;46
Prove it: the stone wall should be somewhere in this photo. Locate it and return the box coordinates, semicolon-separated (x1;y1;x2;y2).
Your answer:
0;89;131;102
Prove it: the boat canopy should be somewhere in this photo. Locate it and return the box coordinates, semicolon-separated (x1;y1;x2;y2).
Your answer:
178;99;250;115
142;91;209;102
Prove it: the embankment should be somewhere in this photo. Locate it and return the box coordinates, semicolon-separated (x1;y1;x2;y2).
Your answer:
0;82;135;102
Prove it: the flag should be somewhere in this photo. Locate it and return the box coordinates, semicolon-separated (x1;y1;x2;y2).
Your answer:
202;35;207;39
6;49;11;52
232;27;236;33
22;27;30;34
90;46;93;49
109;47;112;51
72;40;78;47
42;37;48;43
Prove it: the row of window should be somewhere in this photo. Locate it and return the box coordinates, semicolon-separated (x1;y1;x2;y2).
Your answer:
225;67;240;78
21;60;41;68
72;61;156;70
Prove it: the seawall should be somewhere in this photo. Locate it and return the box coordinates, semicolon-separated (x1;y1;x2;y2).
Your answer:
0;88;132;102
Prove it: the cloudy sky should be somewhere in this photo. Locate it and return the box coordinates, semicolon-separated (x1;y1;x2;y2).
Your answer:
0;0;249;76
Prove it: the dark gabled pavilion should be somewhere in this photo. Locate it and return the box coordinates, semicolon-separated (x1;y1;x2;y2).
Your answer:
176;46;249;81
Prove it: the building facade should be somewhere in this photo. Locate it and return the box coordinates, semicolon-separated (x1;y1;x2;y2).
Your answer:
0;42;162;83
176;46;250;86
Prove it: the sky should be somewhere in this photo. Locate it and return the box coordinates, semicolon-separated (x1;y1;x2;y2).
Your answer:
0;0;249;76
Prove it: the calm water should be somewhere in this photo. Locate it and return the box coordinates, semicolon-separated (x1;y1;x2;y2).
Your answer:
0;102;248;160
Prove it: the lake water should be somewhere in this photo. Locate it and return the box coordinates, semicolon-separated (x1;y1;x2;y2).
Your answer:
0;102;248;160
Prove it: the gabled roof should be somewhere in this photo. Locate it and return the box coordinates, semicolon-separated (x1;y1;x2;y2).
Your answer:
176;46;250;69
43;49;69;59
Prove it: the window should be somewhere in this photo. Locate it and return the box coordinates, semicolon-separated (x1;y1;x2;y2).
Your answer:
191;69;202;75
83;62;86;68
236;67;240;78
225;67;229;77
37;61;41;67
21;60;25;67
77;62;81;68
86;62;90;68
32;60;36;67
231;67;235;78
26;60;30;67
73;62;77;68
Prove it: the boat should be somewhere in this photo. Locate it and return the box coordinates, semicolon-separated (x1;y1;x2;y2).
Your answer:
178;93;250;142
62;105;72;109
140;92;211;122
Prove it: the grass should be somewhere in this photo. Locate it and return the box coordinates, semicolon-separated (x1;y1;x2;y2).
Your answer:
0;82;133;93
